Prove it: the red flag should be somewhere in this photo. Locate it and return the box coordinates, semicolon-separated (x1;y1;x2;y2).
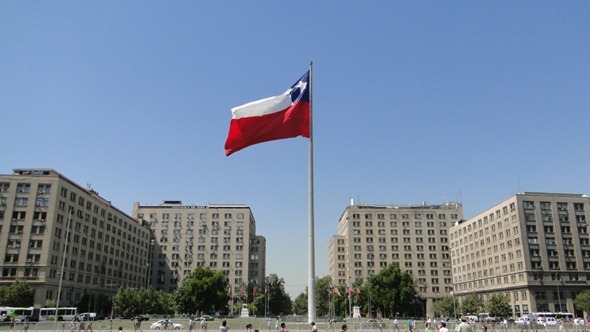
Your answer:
225;71;310;156
356;287;361;295
333;287;342;297
345;287;353;296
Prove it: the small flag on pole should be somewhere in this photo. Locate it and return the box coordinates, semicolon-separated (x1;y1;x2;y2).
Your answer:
333;287;342;297
224;71;310;156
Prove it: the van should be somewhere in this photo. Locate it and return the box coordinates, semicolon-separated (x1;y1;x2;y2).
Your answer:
76;313;97;321
466;315;479;322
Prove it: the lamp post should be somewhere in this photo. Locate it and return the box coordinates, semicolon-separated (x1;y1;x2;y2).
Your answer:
555;274;562;312
105;283;120;332
54;208;73;332
450;290;456;319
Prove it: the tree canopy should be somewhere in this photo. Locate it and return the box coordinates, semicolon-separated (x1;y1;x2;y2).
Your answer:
172;267;230;315
0;281;35;307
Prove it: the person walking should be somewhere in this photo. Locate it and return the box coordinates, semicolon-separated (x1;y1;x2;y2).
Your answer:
201;317;208;332
279;323;287;332
455;317;473;332
220;320;229;332
311;322;317;332
439;322;449;332
425;322;432;332
247;324;253;332
341;324;347;332
393;319;400;332
189;316;196;332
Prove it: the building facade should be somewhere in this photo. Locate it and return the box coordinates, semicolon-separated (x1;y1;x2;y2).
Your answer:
0;169;151;307
132;202;266;305
328;201;463;317
450;192;590;317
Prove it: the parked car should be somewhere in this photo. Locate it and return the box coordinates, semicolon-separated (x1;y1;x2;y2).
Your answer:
151;319;183;330
199;315;214;321
515;317;530;325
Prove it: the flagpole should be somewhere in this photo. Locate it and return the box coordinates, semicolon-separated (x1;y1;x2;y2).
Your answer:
308;61;316;324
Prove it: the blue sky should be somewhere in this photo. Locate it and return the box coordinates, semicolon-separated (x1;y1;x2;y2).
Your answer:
2;1;590;298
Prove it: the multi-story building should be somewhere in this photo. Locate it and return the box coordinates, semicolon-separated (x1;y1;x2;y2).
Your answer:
328;201;463;317
450;192;590;318
0;169;151;307
132;201;266;304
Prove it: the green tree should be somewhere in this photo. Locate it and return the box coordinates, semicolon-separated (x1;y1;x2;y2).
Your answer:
1;281;35;306
292;293;307;315
574;290;590;313
461;293;484;316
366;263;420;318
432;295;458;318
484;293;512;318
266;274;292;316
113;288;141;317
316;275;333;317
173;267;230;315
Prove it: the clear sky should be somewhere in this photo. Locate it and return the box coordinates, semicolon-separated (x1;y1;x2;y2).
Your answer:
2;1;590;299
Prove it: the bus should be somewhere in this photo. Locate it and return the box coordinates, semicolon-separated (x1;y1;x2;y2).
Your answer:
38;307;78;321
0;307;78;322
530;312;574;322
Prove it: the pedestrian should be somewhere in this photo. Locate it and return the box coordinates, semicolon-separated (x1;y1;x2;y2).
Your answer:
220;320;229;332
134;316;142;332
408;319;414;332
275;319;280;331
341;324;347;332
201;317;208;332
311;322;317;332
267;318;272;332
455;316;473;332
426;322;432;332
328;319;334;331
189;316;195;332
118;327;123;332
247;324;253;332
394;319;400;332
86;319;94;332
22;316;30;332
439;322;449;332
280;322;287;332
70;317;79;332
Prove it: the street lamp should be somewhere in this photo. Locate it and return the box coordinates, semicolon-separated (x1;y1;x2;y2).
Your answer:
554;274;562;312
450;290;456;319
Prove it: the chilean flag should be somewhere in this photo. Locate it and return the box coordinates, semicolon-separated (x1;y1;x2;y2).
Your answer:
225;71;310;156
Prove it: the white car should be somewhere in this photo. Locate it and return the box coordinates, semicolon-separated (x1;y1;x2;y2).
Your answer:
515;317;530;325
150;319;183;330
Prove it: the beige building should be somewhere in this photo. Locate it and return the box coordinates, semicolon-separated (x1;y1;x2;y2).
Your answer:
0;169;151;307
328;201;463;317
450;192;590;317
132;202;266;304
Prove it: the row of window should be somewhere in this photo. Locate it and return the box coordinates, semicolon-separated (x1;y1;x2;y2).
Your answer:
145;211;246;221
351;221;449;228
351;212;459;220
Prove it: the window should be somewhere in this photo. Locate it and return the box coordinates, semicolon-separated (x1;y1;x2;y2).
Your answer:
17;183;31;193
